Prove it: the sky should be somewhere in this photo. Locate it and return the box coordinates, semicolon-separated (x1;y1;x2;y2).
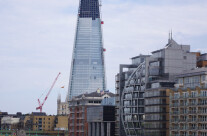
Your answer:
0;0;207;115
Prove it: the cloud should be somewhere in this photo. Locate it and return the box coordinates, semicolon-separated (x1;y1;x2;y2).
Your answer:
102;0;207;92
0;0;207;114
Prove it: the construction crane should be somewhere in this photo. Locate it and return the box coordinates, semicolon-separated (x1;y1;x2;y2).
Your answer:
36;72;61;112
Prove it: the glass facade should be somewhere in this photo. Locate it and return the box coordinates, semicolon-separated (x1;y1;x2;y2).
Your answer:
68;0;106;99
121;62;146;136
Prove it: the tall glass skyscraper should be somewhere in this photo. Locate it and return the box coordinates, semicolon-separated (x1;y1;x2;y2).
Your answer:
68;0;106;99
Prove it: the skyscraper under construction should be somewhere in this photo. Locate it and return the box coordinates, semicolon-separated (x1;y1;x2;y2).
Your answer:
68;0;106;99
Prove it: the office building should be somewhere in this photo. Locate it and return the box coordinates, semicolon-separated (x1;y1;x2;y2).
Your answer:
68;0;106;99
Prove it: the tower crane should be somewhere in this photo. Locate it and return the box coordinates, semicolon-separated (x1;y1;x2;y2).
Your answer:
36;72;61;112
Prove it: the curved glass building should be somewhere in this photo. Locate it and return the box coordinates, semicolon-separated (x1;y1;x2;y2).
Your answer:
120;56;149;136
68;0;106;99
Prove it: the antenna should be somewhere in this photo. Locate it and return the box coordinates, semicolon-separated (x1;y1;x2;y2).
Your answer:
169;30;170;40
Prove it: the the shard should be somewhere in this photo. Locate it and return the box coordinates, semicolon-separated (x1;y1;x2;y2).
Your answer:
68;0;106;99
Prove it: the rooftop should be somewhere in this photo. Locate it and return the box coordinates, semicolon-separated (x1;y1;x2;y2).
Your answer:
74;90;115;99
131;55;151;60
177;67;207;78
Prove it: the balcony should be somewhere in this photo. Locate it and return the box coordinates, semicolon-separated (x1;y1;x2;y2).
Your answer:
179;119;187;122
179;126;188;130
171;111;180;115
188;118;197;122
198;118;207;122
188;110;197;114
198;94;207;98
198;102;207;106
170;126;179;130
170;103;179;107
180;95;190;99
170;134;179;136
180;103;188;106
188;102;197;106
180;111;188;114
188;127;197;130
170;96;180;100
170;119;179;122
189;95;198;98
198;127;207;130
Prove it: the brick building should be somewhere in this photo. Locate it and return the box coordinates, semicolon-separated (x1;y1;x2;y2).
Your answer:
68;90;115;136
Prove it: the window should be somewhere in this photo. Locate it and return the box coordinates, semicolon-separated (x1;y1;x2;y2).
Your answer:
178;78;183;84
174;93;180;99
202;75;206;82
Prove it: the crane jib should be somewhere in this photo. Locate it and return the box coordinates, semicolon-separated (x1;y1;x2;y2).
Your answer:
36;72;61;112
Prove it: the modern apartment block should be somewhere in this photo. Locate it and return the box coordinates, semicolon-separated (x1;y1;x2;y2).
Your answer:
115;55;150;136
68;90;115;136
169;67;207;136
68;0;106;99
117;35;198;136
144;37;196;136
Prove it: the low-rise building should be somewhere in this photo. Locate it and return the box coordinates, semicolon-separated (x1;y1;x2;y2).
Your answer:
1;116;20;130
0;112;8;130
55;116;68;131
68;90;115;136
169;67;207;136
0;112;68;135
24;112;55;131
24;112;68;132
0;112;24;130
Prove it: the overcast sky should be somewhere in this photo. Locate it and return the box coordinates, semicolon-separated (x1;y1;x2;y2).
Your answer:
0;0;207;114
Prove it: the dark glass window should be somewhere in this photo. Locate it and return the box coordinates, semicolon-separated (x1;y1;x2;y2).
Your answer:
79;0;100;20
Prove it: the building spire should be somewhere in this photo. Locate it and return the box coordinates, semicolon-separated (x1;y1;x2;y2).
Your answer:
169;30;171;40
168;30;171;43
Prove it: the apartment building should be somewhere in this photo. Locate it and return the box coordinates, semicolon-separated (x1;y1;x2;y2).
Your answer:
115;55;150;136
170;67;207;136
117;35;197;136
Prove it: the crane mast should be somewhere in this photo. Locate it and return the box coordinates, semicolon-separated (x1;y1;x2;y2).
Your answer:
36;72;61;112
